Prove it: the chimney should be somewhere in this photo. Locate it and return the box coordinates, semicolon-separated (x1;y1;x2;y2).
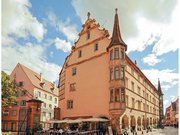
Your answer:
135;60;137;65
40;73;43;82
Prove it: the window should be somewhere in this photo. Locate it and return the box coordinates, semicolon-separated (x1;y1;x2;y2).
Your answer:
110;50;113;60
54;98;57;104
49;96;52;101
125;77;128;88
121;88;125;102
146;93;148;100
49;104;52;109
110;89;114;102
11;122;16;131
120;48;124;59
49;113;52;118
131;68;134;76
143;91;145;97
21;90;26;96
110;68;114;80
120;66;124;79
19;81;23;87
94;43;98;51
114;48;119;59
87;31;90;39
78;50;82;58
143;103;145;111
72;67;76;76
67;100;73;109
43;112;46;117
115;67;119;80
21;100;26;106
115;88;120;102
3;110;9;116
131;81;134;91
44;93;47;99
132;98;135;108
12;110;17;116
138;101;141;110
70;83;76;91
13;101;18;106
138;86;141;95
125;95;128;107
43;103;46;108
38;91;41;97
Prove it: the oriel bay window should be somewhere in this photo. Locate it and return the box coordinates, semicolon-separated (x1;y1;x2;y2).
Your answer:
114;48;119;59
120;48;124;59
110;88;125;102
115;88;120;102
110;89;114;102
120;66;125;79
115;66;119;80
121;88;125;102
110;68;114;80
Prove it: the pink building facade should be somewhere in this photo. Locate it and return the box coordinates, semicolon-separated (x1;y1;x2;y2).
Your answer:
58;10;162;134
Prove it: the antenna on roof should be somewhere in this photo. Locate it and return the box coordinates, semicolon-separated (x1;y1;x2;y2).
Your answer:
135;60;137;65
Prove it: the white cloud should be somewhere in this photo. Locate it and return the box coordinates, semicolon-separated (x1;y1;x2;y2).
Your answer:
170;95;176;101
72;0;179;56
46;11;78;43
142;68;179;91
163;99;169;106
142;53;163;66
2;43;61;82
54;38;72;52
2;0;46;43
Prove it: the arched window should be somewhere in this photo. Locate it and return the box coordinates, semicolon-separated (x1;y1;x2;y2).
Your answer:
114;48;119;59
87;31;90;39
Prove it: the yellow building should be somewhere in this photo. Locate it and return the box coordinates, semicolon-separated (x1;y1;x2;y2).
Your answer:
58;9;163;134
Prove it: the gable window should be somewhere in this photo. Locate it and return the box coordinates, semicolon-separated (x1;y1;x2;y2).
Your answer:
110;50;113;60
94;43;98;51
120;66;124;79
78;50;82;58
18;81;23;87
87;31;90;39
120;48;124;59
110;68;114;80
70;83;76;91
114;48;119;59
115;67;119;80
67;100;73;109
72;67;76;76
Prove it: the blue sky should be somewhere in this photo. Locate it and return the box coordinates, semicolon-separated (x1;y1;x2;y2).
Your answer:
2;0;179;112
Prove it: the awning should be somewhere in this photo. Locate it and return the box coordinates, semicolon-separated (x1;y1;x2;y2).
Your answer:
49;117;109;124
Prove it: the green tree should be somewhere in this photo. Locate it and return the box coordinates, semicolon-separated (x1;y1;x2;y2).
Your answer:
1;71;17;108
